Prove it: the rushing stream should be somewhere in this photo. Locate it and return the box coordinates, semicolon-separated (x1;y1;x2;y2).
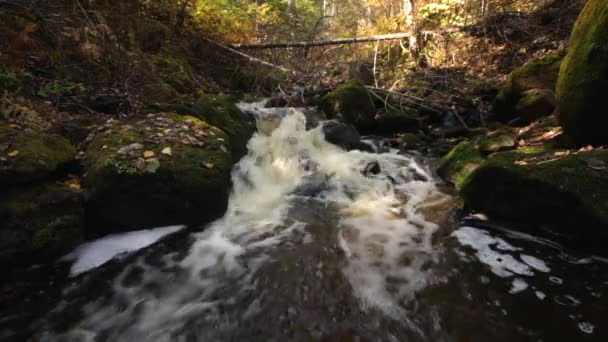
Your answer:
2;104;608;341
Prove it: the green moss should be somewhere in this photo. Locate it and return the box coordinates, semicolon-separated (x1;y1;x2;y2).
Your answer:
437;141;485;191
83;113;233;231
320;80;376;131
461;150;608;241
494;50;565;121
0;183;84;263
0;125;76;185
155;94;255;160
478;134;516;154
556;0;608;145
156;56;195;93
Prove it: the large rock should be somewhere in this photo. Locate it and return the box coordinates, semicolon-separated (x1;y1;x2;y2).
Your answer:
83;112;233;232
320;80;376;132
493;50;565;122
514;88;555;124
556;0;608;146
321;120;371;151
0;182;84;264
0;124;76;186
440;142;608;249
155;94;255;160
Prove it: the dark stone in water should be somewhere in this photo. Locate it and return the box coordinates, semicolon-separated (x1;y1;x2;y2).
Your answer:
363;161;381;177
322;120;361;151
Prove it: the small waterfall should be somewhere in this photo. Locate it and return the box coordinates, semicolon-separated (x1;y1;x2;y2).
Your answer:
40;106;452;341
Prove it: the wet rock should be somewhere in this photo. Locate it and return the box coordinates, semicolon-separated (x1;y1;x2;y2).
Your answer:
556;0;608;146
293;173;332;197
0;124;76;186
321;120;362;151
82;112;233;232
0;182;84;264
320;80;376;132
363;161;381;177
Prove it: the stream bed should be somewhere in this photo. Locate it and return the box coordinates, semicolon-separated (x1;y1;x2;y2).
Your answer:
1;105;607;342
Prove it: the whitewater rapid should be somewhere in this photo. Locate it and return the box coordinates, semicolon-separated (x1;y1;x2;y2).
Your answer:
39;106;451;341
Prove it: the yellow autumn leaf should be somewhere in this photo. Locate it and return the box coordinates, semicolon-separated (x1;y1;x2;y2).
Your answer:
8;150;19;157
143;151;155;158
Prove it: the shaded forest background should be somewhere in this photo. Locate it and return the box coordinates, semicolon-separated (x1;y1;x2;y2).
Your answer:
1;0;583;114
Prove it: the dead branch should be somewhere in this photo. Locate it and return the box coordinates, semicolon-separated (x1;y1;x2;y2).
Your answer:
202;38;293;73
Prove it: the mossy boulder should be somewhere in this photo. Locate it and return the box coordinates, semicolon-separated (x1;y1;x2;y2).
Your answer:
461;149;608;243
320;80;376;132
0;125;76;186
441;140;608;248
82;112;233;232
493;50;565;121
0;182;84;264
556;0;608;146
437;141;486;191
515;88;555;124
155;94;255;160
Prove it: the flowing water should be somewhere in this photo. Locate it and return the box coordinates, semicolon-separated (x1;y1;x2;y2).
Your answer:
3;105;608;341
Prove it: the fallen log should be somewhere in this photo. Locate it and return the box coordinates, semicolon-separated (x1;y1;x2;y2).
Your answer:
230;32;412;49
229;27;468;49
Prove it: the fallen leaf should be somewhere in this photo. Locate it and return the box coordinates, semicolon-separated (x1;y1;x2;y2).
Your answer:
8;150;19;157
146;158;160;173
220;145;228;153
203;162;215;169
181;139;191;145
143;150;155;158
68;182;81;190
161;147;172;156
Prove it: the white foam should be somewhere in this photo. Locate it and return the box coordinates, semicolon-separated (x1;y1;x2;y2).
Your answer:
520;254;551;273
452;227;532;277
509;278;528;294
578;321;594;334
62;225;185;277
